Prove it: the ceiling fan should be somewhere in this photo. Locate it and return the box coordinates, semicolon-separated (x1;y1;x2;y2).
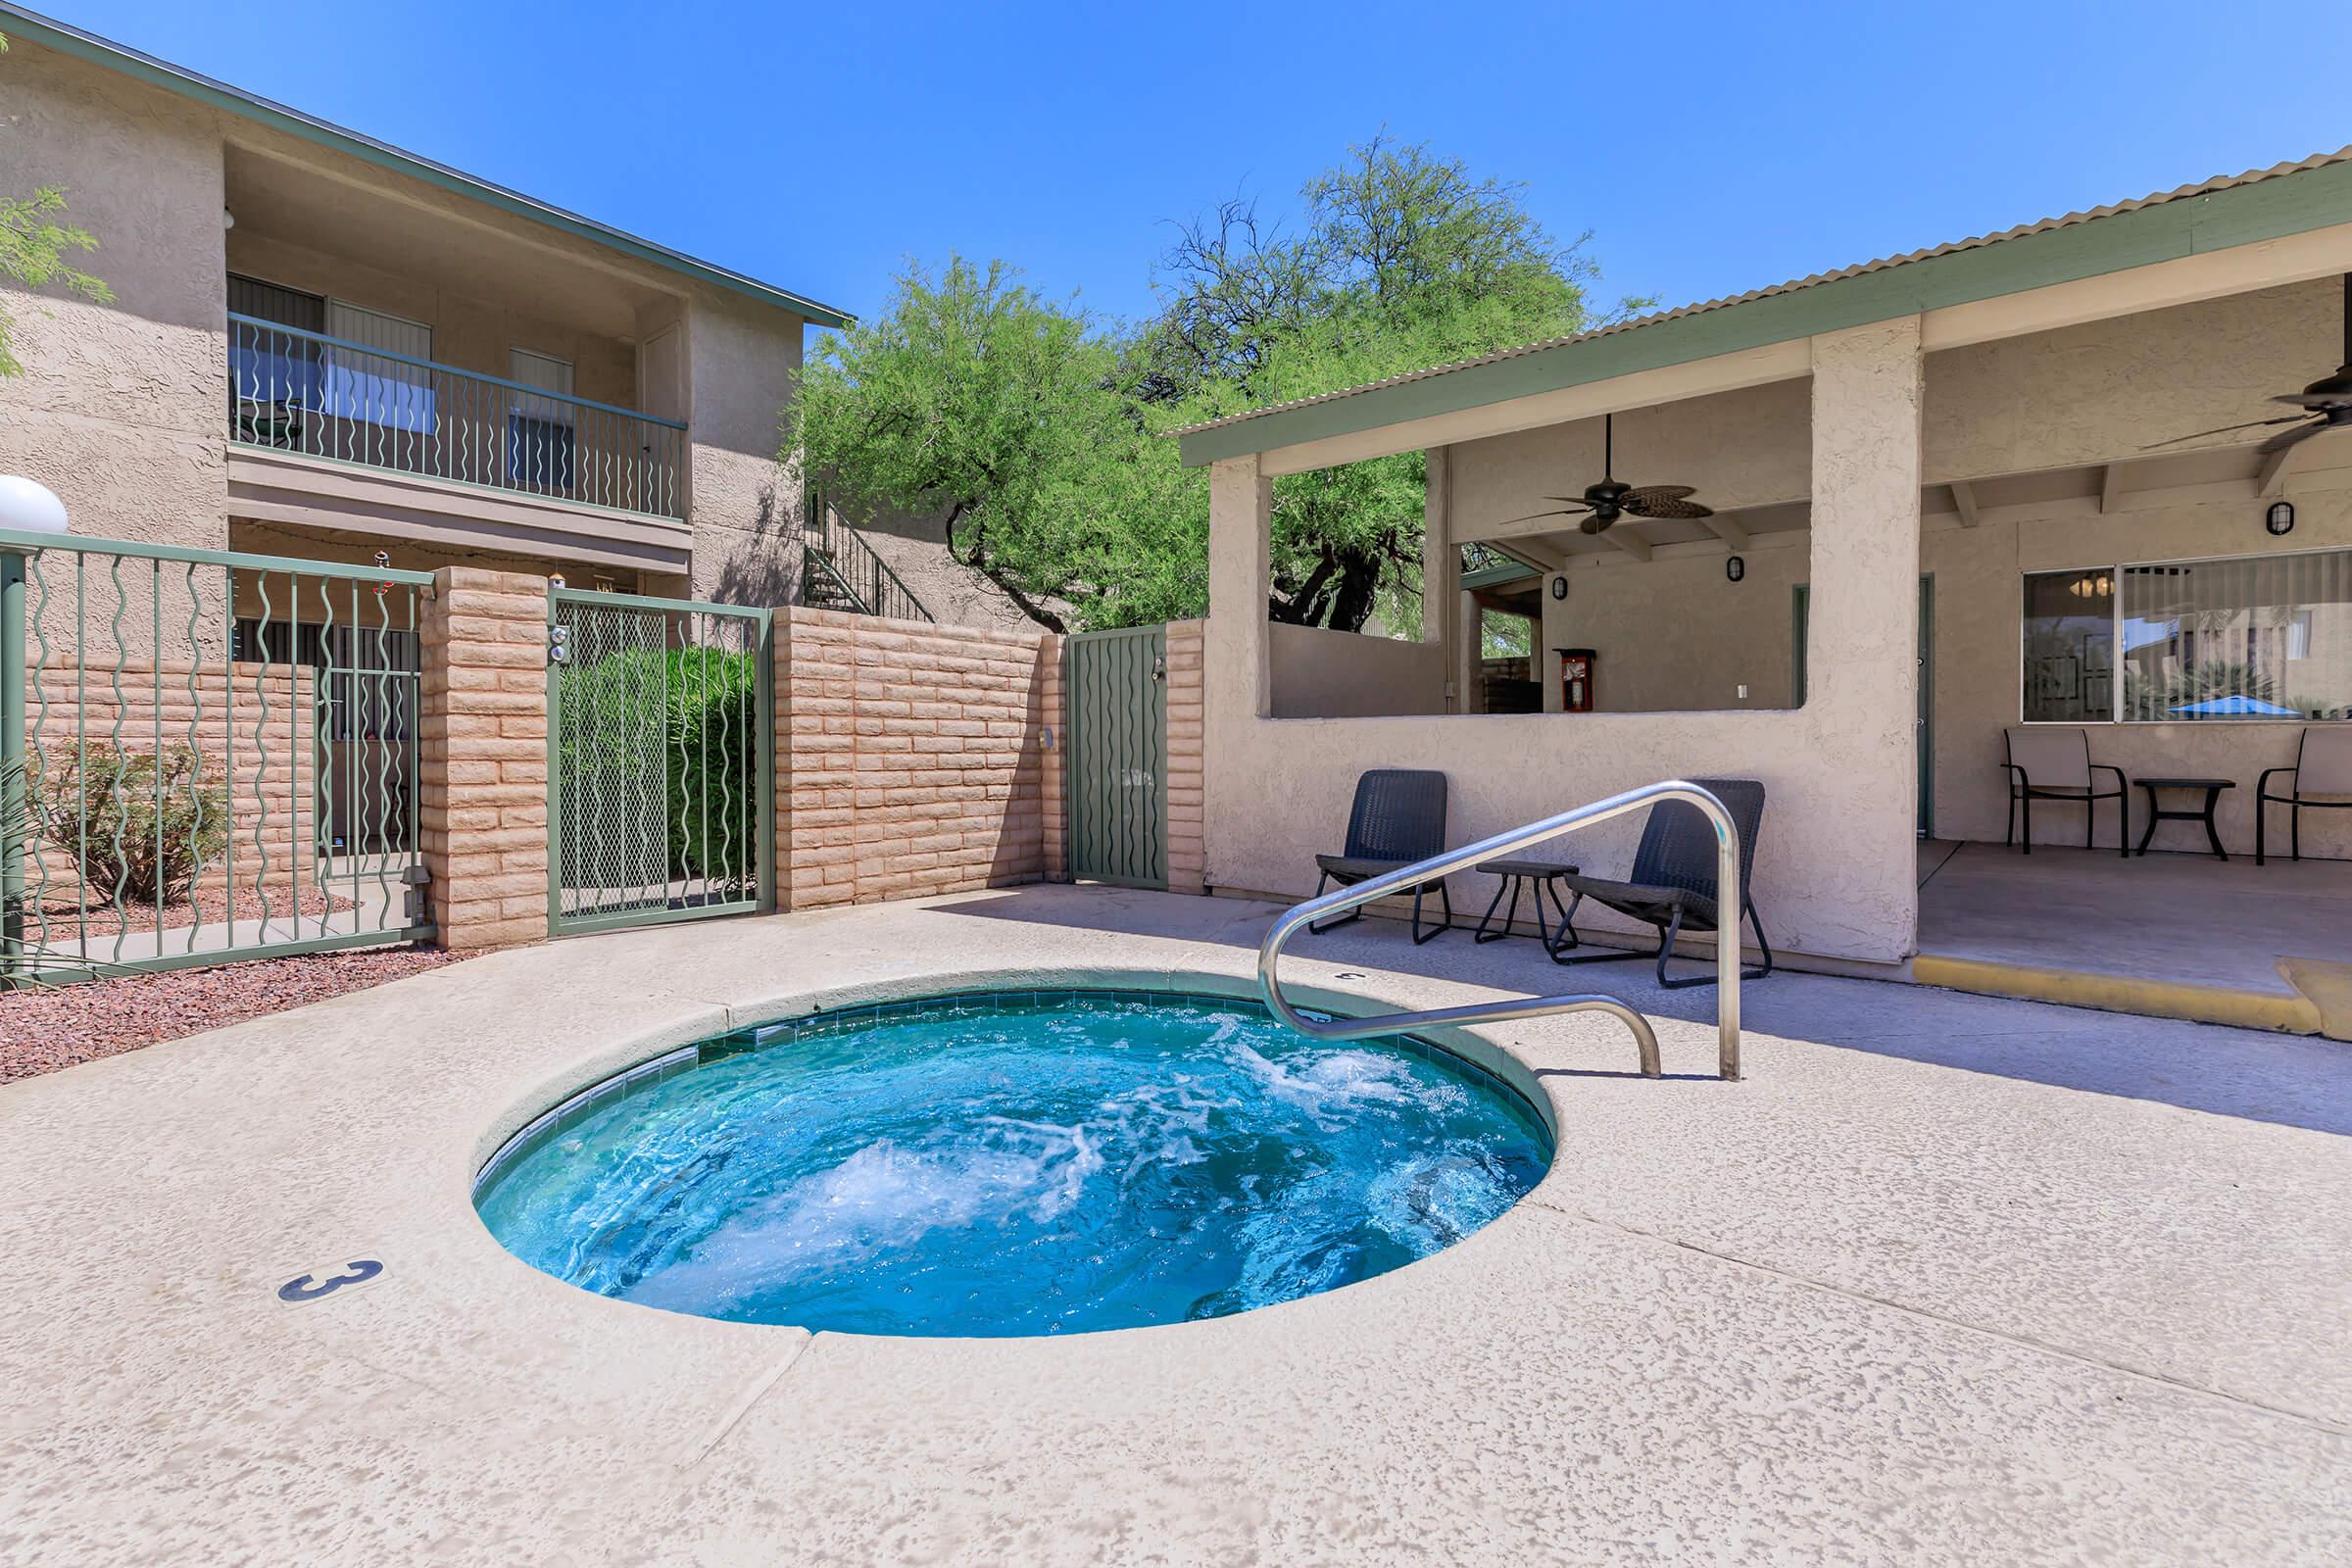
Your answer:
1497;414;1714;536
2144;272;2352;460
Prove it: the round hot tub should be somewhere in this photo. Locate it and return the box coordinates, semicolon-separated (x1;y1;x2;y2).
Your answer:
474;989;1551;1337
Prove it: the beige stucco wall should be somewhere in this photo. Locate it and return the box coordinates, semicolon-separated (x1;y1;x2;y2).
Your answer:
673;289;805;607
1202;320;1926;967
0;41;225;555
1536;537;1807;714
1267;621;1447;717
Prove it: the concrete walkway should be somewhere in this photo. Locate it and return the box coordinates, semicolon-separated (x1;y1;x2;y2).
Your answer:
1;885;2345;1564
1916;839;2352;1033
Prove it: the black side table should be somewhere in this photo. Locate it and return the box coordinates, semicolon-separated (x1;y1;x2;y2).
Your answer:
1472;858;1580;951
2133;777;2235;860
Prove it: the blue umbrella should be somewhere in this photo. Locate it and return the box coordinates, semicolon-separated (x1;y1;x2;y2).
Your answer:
2169;694;2300;716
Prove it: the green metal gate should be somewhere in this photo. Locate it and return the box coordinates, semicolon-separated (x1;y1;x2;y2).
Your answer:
1;527;433;987
546;588;772;936
1064;624;1167;889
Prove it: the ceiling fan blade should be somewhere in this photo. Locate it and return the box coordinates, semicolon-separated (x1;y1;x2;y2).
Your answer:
2271;392;2351;410
1623;484;1696;503
2256;418;2331;457
1626;497;1715;520
1494;508;1587;528
2140;415;2308;451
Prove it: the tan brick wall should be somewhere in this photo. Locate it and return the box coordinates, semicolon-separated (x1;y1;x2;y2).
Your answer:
774;608;1062;910
1164;619;1205;894
418;567;549;950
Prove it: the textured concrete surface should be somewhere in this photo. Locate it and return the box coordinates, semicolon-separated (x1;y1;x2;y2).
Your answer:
2;885;2347;1565
1919;838;2352;998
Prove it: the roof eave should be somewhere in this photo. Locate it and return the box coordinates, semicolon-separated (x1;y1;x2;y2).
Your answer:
1177;154;2352;467
0;2;855;329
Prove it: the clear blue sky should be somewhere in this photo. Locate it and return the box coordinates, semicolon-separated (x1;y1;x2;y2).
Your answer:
29;0;2352;333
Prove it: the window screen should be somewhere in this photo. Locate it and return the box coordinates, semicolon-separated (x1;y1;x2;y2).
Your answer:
2119;551;2352;721
2023;550;2352;722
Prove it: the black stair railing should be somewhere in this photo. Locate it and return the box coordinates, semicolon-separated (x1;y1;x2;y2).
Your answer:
801;494;935;623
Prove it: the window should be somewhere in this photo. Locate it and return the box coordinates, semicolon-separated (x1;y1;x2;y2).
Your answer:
2023;549;2352;722
507;348;577;492
321;301;435;433
2022;568;2115;722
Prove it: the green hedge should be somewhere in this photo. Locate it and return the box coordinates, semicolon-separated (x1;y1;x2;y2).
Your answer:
556;645;760;891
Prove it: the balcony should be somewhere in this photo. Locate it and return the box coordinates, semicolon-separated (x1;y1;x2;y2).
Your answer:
226;314;686;523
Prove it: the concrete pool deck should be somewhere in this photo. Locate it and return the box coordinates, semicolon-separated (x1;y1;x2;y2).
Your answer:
1;884;2346;1564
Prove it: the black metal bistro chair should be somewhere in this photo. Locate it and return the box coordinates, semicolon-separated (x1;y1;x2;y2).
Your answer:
2257;727;2352;864
2001;727;2129;857
1307;768;1452;944
1547;778;1773;989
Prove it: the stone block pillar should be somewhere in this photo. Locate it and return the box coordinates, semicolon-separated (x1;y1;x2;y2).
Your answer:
1164;619;1206;894
417;567;550;950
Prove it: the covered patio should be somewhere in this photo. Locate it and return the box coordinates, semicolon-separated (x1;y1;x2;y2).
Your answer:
1176;152;2352;1032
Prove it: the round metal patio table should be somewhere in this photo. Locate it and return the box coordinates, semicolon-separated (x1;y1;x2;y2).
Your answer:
2132;776;2235;860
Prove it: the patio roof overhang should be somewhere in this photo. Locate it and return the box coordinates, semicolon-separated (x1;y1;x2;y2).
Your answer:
1177;150;2352;473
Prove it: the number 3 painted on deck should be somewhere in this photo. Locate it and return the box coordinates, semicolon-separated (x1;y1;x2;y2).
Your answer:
276;1259;383;1302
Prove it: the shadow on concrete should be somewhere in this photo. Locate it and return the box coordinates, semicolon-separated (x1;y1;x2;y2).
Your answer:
935;882;2352;1137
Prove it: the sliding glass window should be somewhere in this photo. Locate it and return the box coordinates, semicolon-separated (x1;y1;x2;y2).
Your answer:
2023;549;2352;722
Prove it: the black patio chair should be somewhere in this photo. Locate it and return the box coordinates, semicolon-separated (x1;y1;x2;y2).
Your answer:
1547;778;1773;989
2256;727;2352;864
1308;768;1452;944
2001;727;2129;858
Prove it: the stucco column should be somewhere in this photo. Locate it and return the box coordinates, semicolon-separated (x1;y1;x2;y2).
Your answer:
1202;457;1272;894
1205;457;1272;721
1806;318;1924;960
1420;446;1462;710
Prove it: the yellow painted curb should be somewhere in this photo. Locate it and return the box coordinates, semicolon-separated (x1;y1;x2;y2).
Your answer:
2278;957;2352;1042
1912;954;2324;1035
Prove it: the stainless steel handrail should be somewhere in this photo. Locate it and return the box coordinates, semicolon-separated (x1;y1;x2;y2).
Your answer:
1256;780;1743;1081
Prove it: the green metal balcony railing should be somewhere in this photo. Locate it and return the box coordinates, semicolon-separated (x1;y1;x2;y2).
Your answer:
227;313;688;521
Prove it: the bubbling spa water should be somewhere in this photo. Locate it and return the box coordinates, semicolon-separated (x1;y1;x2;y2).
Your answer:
474;993;1551;1337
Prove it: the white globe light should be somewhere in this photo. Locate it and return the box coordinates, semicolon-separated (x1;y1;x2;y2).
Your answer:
0;475;70;535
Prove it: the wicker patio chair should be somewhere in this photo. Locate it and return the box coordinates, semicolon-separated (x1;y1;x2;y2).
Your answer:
2256;726;2352;864
1548;778;1773;989
2001;727;2129;857
1308;768;1453;945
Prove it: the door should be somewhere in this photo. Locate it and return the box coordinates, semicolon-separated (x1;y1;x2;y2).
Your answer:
547;589;774;936
1065;625;1168;889
1917;574;1935;837
1791;576;1935;834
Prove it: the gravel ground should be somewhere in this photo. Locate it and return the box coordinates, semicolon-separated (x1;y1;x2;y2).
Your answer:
26;881;354;945
0;946;471;1084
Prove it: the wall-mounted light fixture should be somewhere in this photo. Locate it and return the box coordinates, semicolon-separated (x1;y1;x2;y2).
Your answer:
2267;500;2296;537
1548;575;1568;601
1725;555;1745;583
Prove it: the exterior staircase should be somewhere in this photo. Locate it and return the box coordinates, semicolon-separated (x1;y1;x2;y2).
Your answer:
801;494;935;622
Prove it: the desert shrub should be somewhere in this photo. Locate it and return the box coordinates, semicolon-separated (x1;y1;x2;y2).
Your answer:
33;745;227;906
556;645;760;889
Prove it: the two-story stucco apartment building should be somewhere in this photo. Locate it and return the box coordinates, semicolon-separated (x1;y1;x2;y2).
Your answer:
0;4;852;608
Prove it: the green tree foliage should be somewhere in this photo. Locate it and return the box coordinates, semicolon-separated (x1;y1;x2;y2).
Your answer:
557;647;760;889
0;31;115;378
792;136;1643;633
